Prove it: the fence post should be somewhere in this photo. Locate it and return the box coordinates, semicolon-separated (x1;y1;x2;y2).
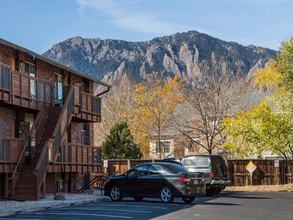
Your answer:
127;159;131;170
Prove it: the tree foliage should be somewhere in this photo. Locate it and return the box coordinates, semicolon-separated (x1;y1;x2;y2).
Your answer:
102;121;142;159
223;37;293;160
131;73;183;158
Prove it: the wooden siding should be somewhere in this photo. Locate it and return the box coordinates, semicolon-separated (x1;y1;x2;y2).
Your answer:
48;143;102;173
0;137;24;172
0;62;53;110
73;84;101;122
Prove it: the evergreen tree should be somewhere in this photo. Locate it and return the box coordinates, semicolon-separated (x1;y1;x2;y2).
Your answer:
102;122;142;159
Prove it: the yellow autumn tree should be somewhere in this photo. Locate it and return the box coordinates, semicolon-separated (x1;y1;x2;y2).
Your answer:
223;37;293;160
131;73;183;158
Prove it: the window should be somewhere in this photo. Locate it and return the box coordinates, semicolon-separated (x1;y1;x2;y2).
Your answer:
93;98;101;114
37;83;44;102
93;148;101;164
0;139;11;160
149;164;164;174
3;67;10;90
81;123;89;145
128;165;149;177
0;67;2;88
54;73;63;105
25;62;36;99
0;67;11;90
154;140;172;154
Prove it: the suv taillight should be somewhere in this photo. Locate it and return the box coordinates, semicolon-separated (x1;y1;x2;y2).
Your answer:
209;170;214;179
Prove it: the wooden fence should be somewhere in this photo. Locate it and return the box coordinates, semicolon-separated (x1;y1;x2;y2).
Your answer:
227;159;292;186
103;159;293;186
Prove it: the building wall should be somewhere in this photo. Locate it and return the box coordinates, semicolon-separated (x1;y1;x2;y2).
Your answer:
71;122;81;144
35;60;54;82
0;107;13;137
1;40;102;198
0;44;11;64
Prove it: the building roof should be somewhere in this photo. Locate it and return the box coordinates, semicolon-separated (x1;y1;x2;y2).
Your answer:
0;38;111;90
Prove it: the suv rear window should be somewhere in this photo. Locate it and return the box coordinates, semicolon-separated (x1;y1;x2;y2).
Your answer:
181;157;210;167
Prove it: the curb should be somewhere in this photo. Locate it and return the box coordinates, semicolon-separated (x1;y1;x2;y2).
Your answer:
0;196;109;217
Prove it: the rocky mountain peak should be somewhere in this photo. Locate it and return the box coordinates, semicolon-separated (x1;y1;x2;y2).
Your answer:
43;31;276;84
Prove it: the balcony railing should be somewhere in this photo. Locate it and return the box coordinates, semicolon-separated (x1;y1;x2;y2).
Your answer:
0;137;24;164
63;143;102;165
0;62;53;110
73;85;101;122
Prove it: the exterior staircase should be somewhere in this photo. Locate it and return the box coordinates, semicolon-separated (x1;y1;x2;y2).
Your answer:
13;108;62;200
12;86;75;201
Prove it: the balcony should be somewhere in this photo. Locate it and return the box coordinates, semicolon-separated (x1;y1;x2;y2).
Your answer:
0;137;24;173
48;143;102;173
73;85;101;123
0;62;53;111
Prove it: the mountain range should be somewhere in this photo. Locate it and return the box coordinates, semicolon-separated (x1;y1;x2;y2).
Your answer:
43;30;276;85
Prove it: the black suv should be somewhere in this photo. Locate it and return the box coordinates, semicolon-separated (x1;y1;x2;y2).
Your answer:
181;155;231;196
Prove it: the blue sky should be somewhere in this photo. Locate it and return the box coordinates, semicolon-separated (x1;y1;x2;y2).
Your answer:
1;0;292;54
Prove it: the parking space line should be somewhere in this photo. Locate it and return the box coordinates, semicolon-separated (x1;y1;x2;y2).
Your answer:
53;208;151;213
35;212;132;219
101;209;150;213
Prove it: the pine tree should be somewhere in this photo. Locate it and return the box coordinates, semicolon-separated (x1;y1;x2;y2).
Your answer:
102;122;142;159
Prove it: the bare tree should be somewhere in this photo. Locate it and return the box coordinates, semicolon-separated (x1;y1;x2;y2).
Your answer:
173;72;250;155
94;74;135;146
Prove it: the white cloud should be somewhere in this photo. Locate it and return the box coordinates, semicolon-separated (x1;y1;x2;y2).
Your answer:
76;0;191;35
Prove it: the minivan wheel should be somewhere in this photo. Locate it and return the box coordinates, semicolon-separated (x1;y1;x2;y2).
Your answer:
160;186;174;203
182;196;196;204
110;186;123;201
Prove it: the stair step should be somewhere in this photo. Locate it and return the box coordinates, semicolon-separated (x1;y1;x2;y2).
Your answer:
13;106;67;201
18;175;36;185
22;170;34;175
15;185;36;191
13;194;37;201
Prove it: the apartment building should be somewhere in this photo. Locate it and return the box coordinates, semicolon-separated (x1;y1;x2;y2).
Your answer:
0;38;110;200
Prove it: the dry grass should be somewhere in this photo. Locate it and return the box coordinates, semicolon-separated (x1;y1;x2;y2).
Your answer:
225;184;293;192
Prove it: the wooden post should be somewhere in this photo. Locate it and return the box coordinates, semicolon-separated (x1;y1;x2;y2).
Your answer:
127;159;131;170
4;173;9;197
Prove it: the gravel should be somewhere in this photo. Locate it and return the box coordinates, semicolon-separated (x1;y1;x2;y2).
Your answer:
225;184;293;192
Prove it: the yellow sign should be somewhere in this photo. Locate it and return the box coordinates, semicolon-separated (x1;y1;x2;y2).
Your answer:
246;161;257;174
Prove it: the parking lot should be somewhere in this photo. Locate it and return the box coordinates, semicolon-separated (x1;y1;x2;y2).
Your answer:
0;191;292;220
